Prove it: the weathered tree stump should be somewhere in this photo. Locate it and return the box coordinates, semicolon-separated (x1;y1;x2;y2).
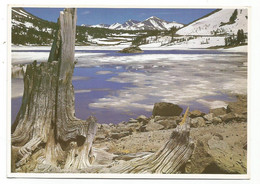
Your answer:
106;107;195;174
11;8;97;172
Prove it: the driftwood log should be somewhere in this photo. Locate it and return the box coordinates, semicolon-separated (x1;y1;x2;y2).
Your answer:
11;8;195;174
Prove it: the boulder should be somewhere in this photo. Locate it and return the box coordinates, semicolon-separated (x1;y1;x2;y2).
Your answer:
190;117;206;128
152;102;183;116
220;113;237;123
126;122;142;132
203;113;214;122
212;117;222;125
145;120;164;131
185;133;247;174
190;110;205;118
158;119;177;129
210;107;227;116
136;115;148;123
226;95;247;114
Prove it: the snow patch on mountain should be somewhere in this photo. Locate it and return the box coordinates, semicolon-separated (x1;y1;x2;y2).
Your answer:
177;9;248;36
89;24;110;28
109;23;122;29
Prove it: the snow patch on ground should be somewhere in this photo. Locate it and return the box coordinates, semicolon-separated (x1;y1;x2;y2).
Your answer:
219;45;248;53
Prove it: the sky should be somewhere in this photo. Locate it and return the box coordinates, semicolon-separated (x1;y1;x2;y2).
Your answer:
24;8;216;25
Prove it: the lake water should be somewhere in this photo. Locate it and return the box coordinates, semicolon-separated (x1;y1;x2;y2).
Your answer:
11;49;247;124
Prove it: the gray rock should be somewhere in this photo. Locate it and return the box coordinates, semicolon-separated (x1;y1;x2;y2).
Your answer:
212;117;222;125
136;115;148;123
145;120;164;131
203;113;214;121
210;107;227;116
190;117;206;128
152;102;183;116
220;113;237;123
128;118;138;124
190;110;205;118
226;95;247;114
158;119;177;129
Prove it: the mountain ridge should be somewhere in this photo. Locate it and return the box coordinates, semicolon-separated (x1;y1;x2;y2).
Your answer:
89;16;184;30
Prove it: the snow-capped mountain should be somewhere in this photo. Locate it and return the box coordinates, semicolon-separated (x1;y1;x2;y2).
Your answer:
176;9;248;36
109;23;123;29
88;16;184;31
89;23;110;29
134;16;183;30
122;19;140;27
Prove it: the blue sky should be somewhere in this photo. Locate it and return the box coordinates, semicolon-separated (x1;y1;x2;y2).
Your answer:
24;8;216;25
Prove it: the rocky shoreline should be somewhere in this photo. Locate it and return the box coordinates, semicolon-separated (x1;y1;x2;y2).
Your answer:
92;94;247;174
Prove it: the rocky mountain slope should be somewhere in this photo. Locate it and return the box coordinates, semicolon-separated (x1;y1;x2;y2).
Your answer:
176;9;248;36
90;16;184;30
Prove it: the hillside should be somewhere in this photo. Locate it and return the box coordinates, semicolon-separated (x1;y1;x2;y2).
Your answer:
11;8;57;45
176;9;248;36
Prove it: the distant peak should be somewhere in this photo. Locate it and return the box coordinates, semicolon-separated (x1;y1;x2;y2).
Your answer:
147;16;160;20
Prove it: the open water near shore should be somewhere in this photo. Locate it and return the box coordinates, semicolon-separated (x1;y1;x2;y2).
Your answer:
11;49;247;124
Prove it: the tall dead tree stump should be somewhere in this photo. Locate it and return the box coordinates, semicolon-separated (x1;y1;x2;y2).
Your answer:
11;8;97;172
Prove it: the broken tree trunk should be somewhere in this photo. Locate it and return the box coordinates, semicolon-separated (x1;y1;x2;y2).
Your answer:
105;107;195;174
11;8;97;172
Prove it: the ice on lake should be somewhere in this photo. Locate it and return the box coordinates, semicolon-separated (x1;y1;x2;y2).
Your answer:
11;48;247;124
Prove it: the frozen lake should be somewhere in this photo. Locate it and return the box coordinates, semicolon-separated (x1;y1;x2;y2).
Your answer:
11;48;247;124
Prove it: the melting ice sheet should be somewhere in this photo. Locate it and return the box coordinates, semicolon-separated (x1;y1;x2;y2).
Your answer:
11;49;247;124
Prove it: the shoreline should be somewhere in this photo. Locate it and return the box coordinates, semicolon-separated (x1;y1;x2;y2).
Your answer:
11;44;248;53
92;94;247;174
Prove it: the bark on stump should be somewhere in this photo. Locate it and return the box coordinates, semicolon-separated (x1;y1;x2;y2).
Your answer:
11;8;97;172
